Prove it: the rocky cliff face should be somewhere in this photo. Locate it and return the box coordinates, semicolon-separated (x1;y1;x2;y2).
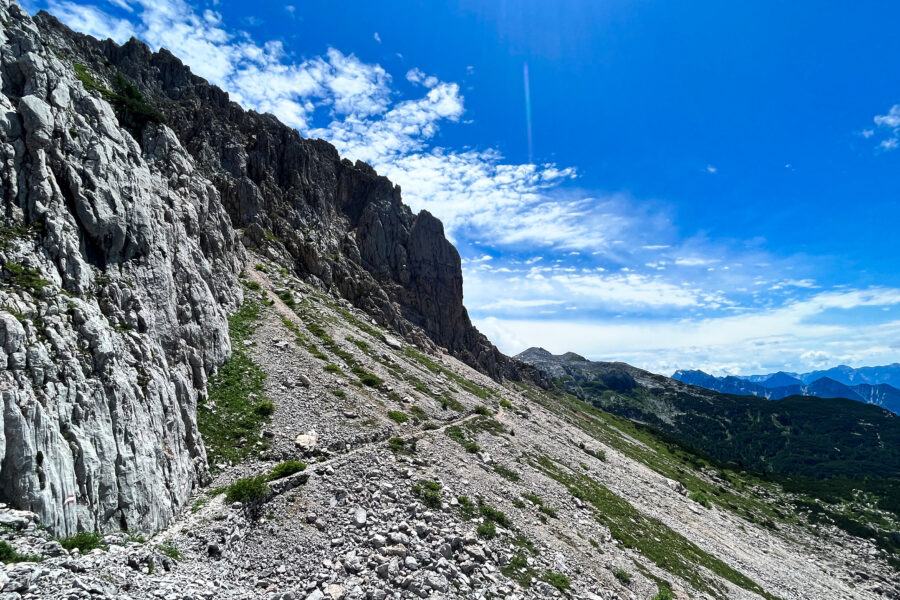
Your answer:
32;11;509;380
0;0;244;535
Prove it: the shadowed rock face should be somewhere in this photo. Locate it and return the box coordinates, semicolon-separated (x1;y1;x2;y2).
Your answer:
33;11;510;379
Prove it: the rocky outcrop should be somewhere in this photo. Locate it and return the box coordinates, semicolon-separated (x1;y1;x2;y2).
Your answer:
0;0;243;535
32;12;510;379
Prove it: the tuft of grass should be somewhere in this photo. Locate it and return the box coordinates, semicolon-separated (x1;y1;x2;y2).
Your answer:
614;568;632;584
652;583;675;600
59;532;105;553
494;465;521;482
4;261;50;294
689;491;711;508
352;366;383;387
457;495;477;520
543;571;571;592
190;498;207;513
499;399;513;409
324;363;342;373
197;300;271;467
540;505;558;518
476;520;496;539
388;436;415;455
254;400;275;416
387;410;409;424
412;479;442;509
225;475;269;503
445;425;480;453
479;504;512;528
501;551;537;588
157;542;181;560
269;460;306;480
0;541;41;563
409;405;428;422
474;405;493;416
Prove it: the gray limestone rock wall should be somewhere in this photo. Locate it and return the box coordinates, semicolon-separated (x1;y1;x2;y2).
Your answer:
0;0;243;535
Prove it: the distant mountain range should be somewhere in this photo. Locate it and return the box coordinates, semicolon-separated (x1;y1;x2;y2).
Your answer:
673;364;900;414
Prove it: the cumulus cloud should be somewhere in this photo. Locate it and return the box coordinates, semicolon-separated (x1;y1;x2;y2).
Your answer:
870;104;900;151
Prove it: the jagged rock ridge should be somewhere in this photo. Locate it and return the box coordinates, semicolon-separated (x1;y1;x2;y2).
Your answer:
31;10;509;380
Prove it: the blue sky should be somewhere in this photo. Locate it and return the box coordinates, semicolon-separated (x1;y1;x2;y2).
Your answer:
31;0;900;375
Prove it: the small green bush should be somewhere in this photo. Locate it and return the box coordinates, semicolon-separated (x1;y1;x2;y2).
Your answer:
387;410;408;424
4;261;50;294
225;475;269;503
412;479;442;509
613;568;632;584
243;280;262;291
324;363;342;373
59;532;104;553
476;520;496;539
457;495;477;520
269;460;306;480
689;491;711;508
352;366;383;387
543;571;571;591
499;399;513;409
474;405;492;416
388;436;416;455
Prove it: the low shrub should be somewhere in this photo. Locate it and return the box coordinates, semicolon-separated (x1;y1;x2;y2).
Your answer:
543;571;571;591
225;475;269;503
269;460;306;480
613;568;632;584
387;410;408;424
58;532;104;553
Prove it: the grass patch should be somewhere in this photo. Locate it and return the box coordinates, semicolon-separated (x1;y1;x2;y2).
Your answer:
501;551;537;588
198;300;271;467
388;436;416;455
479;503;512;528
190;498;207;513
445;425;480;453
494;465;521;482
690;491;712;508
457;495;477;520
157;542;181;560
387;410;409;424
500;399;513;409
58;532;105;553
474;405;493;416
269;460;306;480
476;520;496;539
225;475;269;503
544;571;571;592
652;583;675;600
324;363;342;373
403;347;495;400
409;405;428;422
614;568;632;584
0;541;40;563
3;261;50;294
530;453;779;600
352;366;383;387
412;479;442;509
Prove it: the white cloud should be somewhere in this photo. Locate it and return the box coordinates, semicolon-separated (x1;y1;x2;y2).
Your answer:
705;164;717;174
373;32;381;43
478;287;900;374
46;1;136;41
870;104;900;151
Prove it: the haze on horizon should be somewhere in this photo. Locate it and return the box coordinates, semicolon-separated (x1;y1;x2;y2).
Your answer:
31;0;900;376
